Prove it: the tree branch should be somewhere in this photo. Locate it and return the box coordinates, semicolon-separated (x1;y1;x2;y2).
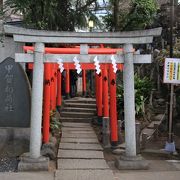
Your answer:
76;0;97;13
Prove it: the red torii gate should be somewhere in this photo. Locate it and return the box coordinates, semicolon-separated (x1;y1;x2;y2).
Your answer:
24;46;123;146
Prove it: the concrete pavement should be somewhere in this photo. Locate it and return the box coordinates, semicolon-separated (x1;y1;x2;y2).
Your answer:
114;171;180;180
0;172;55;180
0;169;180;180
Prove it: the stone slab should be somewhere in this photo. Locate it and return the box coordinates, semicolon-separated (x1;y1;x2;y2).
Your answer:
62;122;92;127
62;132;97;138
63;127;94;133
59;143;103;150
61;138;99;144
141;128;155;136
58;150;104;159
0;57;31;127
58;159;109;170
63;107;96;113
55;170;114;180
18;154;49;171
147;121;161;129
113;171;180;180
115;155;149;170
61;117;93;123
61;111;94;118
153;114;165;121
64;102;96;108
0;172;54;180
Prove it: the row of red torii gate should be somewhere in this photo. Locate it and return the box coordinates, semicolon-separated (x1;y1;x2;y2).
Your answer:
24;45;124;146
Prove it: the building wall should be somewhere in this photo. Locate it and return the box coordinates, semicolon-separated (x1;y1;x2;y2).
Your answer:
0;36;23;63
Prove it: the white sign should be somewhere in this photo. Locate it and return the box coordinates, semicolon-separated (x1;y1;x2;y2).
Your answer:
164;58;180;84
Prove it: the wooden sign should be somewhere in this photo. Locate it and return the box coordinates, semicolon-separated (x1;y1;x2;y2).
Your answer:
164;58;180;84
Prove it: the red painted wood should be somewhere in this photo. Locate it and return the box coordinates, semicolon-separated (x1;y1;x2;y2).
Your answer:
95;73;99;112
82;70;87;94
23;46;123;54
65;67;70;95
97;72;103;117
102;66;109;117
43;63;51;143
50;64;56;110
109;64;118;142
57;68;62;107
54;64;58;108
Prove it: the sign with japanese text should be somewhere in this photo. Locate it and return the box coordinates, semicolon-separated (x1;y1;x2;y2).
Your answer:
0;57;31;127
164;58;180;84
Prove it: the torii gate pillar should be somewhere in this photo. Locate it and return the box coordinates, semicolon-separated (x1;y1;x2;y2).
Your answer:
123;44;136;156
30;42;44;158
115;43;149;170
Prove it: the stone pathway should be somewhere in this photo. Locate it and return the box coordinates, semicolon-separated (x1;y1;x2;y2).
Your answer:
56;122;114;180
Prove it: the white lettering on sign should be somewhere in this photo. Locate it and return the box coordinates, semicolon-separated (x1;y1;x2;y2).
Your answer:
4;65;14;111
164;58;180;84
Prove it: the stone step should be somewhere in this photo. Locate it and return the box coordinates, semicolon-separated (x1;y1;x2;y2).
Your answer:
61;138;99;144
153;114;165;121
62;107;96;113
58;149;104;159
62;132;97;138
153;109;165;114
64;99;96;104
147;121;161;129
64;100;96;104
64;102;96;108
55;170;114;180
59;143;103;151
62;122;92;127
60;117;92;123
62;127;94;131
60;112;95;118
62;130;94;134
141;128;155;138
58;159;109;170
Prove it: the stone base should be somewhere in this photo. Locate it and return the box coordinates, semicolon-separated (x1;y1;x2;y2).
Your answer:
0;128;30;155
115;154;149;170
41;143;56;160
18;153;49;171
102;117;111;149
111;141;119;149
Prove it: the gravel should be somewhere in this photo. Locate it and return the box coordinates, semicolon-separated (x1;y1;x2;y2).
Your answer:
0;139;29;172
0;157;19;172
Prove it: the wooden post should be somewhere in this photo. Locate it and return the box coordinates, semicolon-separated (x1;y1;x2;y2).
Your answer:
109;64;118;144
102;65;110;147
57;68;62;110
82;70;87;96
43;63;51;143
54;64;57;108
102;66;109;117
65;68;70;99
97;72;103;118
95;73;99;111
50;64;56;110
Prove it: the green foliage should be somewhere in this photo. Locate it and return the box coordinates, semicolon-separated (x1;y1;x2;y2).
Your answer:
4;0;98;31
50;112;61;135
123;0;158;30
103;0;158;31
117;74;152;118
